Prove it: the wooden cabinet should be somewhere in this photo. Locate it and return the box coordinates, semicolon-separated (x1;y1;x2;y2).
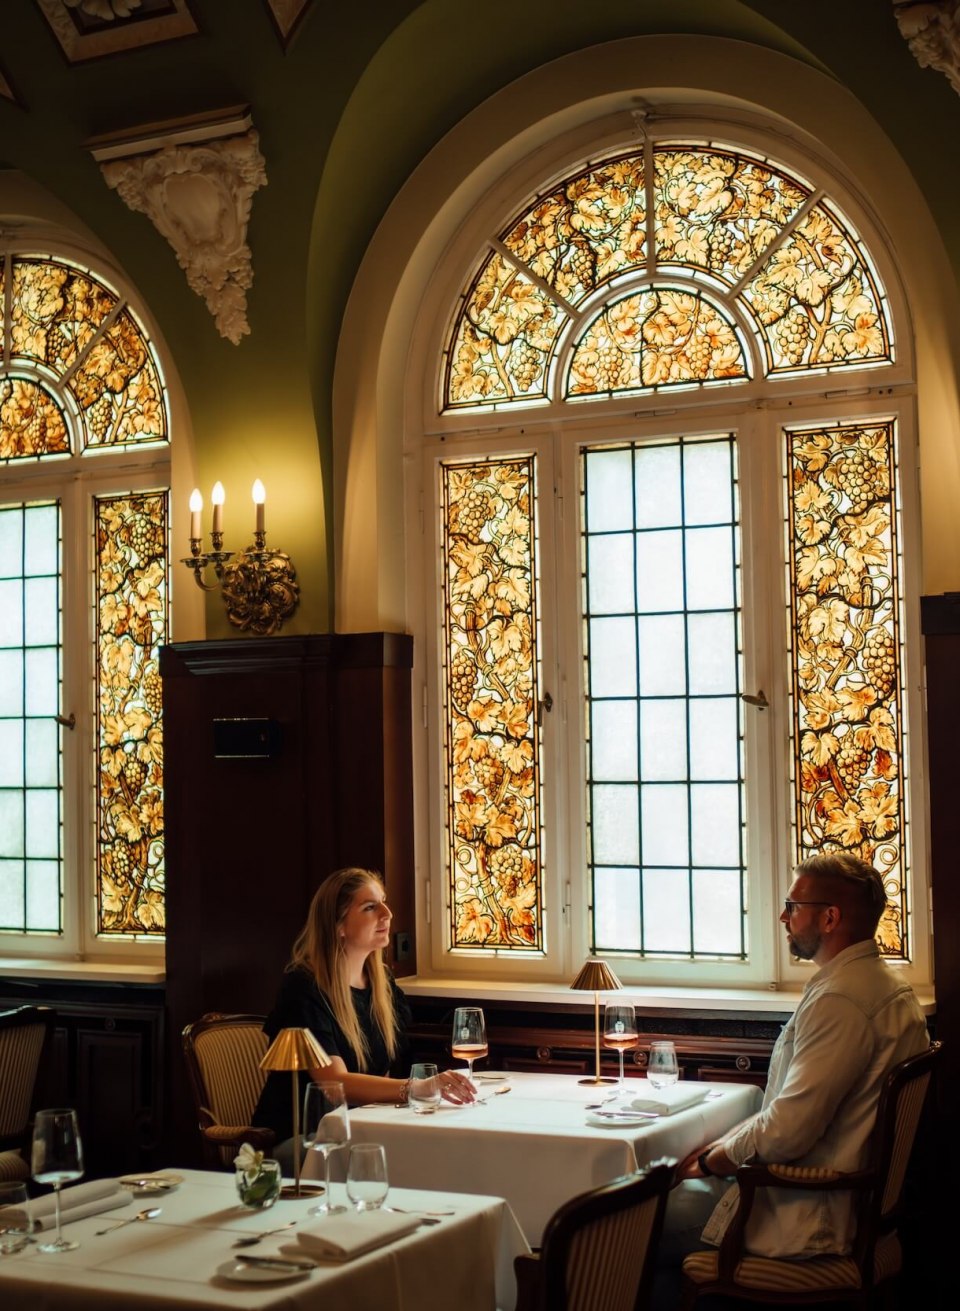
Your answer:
159;633;414;1164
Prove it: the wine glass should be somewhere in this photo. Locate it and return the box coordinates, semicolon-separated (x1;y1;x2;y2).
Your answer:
647;1040;679;1089
451;1007;487;1083
602;1004;638;1093
303;1082;351;1216
31;1108;84;1253
408;1063;442;1115
346;1143;389;1211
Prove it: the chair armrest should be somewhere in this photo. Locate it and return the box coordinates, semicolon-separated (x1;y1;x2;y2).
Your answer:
513;1252;542;1311
715;1163;875;1280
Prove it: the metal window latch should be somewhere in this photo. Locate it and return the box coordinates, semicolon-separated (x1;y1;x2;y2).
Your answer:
537;692;554;725
740;690;769;711
56;713;76;730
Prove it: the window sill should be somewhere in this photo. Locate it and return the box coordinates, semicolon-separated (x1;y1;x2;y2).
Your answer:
0;958;165;986
398;976;936;1018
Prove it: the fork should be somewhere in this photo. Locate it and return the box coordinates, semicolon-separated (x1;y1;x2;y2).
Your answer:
232;1220;299;1248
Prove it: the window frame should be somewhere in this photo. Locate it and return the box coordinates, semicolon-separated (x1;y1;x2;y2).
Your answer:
0;240;172;968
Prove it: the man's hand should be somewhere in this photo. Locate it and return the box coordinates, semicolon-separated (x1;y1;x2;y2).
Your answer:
673;1140;735;1183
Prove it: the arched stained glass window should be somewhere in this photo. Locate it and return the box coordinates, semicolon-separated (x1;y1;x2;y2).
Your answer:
1;247;170;954
1;254;167;459
443;143;892;410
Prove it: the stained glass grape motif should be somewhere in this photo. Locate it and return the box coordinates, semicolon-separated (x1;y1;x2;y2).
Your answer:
786;421;906;957
445;144;890;408
95;491;167;936
441;457;543;950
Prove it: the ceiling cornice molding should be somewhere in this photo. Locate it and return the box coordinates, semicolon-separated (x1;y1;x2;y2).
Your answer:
894;0;960;95
90;110;267;345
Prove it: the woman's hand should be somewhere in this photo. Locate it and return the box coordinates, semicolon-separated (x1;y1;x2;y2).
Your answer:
438;1069;477;1104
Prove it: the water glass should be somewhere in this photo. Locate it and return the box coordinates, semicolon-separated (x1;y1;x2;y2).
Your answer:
0;1183;32;1254
647;1040;679;1089
346;1143;389;1211
408;1063;442;1114
304;1082;351;1216
235;1159;281;1209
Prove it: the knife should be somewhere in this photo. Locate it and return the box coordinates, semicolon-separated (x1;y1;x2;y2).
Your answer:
234;1254;317;1272
591;1109;660;1119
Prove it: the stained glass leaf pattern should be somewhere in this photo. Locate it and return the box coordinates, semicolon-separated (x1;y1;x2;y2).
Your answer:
744;204;889;372
446;254;561;406
654;148;808;281
501;154;646;303
0;377;69;458
442;457;543;950
96;491;167;936
444;145;892;409
786;421;906;957
568;288;747;395
10;258;115;375
1;256;167;461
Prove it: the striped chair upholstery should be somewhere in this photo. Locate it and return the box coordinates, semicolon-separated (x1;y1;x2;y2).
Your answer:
0;1006;55;1182
182;1014;276;1168
515;1159;675;1311
680;1041;941;1308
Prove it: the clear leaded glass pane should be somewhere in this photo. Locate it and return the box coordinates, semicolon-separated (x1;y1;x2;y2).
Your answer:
786;420;908;957
567;288;748;397
0;501;62;934
584;437;746;959
443;144;893;411
95;491;168;937
440;457;544;951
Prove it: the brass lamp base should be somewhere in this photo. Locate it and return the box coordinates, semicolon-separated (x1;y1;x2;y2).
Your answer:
578;1075;618;1085
279;1184;325;1200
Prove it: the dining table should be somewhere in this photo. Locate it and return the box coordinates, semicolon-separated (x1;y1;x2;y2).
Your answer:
307;1072;762;1245
0;1168;528;1311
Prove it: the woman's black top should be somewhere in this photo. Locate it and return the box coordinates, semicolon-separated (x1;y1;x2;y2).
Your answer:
251;966;412;1142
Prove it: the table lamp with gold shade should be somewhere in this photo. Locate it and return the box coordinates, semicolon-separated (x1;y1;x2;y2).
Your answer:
570;957;623;1085
259;1027;331;1198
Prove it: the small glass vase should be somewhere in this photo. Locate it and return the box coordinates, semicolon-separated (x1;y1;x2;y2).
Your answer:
235;1159;282;1209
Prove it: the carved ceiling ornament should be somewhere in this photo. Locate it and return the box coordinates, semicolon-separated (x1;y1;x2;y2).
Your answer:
94;117;267;345
894;1;960;94
264;0;314;49
37;0;198;61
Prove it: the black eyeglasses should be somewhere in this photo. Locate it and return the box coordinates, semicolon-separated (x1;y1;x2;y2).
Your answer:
783;899;832;916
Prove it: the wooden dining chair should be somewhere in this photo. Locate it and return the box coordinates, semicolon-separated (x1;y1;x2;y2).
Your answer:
680;1040;942;1309
0;1005;55;1182
514;1159;676;1311
181;1013;276;1168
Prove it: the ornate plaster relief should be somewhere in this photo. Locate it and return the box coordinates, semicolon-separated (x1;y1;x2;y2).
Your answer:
894;1;960;95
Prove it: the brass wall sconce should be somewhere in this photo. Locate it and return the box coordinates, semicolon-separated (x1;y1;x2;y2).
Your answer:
182;480;300;635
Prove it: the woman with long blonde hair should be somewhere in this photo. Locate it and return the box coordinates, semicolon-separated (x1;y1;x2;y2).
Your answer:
253;868;474;1148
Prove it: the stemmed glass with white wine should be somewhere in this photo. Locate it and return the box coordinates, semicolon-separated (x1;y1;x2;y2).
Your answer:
602;1004;638;1094
451;1007;487;1085
31;1108;84;1253
303;1082;351;1216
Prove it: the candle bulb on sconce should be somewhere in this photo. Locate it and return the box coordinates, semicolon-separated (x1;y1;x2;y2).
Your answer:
180;478;299;636
211;481;225;539
189;488;202;541
252;479;266;538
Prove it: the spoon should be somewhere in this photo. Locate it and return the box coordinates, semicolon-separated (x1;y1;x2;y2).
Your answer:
475;1085;512;1103
95;1207;161;1235
232;1220;299;1247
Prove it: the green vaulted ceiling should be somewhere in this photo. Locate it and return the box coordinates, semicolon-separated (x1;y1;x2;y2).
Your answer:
2;1;958;631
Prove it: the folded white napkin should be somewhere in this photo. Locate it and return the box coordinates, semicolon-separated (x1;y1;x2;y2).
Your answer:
1;1178;132;1232
291;1211;421;1261
630;1082;709;1115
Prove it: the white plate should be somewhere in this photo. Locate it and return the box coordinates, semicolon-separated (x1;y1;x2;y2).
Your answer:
585;1111;655;1128
118;1173;184;1196
475;1072;510;1082
216;1259;312;1284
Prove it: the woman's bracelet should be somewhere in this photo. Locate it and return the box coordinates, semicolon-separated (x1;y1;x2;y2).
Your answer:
394;1078;410;1108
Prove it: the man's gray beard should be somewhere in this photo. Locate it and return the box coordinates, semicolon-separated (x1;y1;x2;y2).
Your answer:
788;934;819;961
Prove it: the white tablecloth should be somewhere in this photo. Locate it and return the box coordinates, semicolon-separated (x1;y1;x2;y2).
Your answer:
0;1168;528;1310
307;1073;761;1244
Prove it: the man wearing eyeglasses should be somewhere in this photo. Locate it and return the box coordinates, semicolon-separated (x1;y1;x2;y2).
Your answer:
653;852;928;1303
